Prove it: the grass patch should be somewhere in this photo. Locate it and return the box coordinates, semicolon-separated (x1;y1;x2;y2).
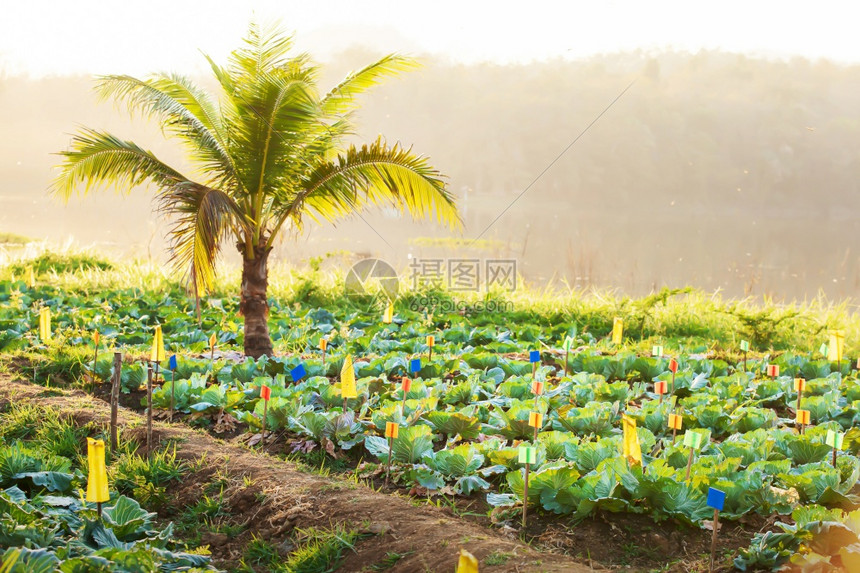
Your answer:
371;551;414;570
275;526;361;573
242;534;281;567
485;551;513;565
9;251;113;275
110;445;186;510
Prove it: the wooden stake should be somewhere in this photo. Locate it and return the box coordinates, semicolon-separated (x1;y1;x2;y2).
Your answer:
685;447;695;481
564;347;570;376
321;345;326;369
261;397;268;446
91;335;99;389
522;462;530;527
743;350;747;372
385;436;393;486
671;369;676;394
672;410;679;442
833;447;838;468
97;501;103;519
110;352;121;454
146;363;153;459
709;508;720;572
169;368;176;423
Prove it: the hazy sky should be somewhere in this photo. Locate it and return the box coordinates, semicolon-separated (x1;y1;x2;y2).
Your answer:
2;0;858;77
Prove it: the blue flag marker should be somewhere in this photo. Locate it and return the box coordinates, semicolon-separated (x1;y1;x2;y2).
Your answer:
168;355;177;370
707;487;726;511
290;363;306;382
529;350;540;363
410;358;421;373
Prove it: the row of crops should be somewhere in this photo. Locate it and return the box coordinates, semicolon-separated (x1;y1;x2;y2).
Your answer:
3;277;860;570
0;406;215;571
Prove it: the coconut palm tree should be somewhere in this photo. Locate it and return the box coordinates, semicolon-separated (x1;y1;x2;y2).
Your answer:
53;22;460;358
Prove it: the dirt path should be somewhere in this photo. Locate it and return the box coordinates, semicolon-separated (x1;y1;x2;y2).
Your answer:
0;376;596;573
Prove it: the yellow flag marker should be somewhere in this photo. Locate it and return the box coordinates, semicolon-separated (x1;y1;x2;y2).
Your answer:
38;307;51;342
27;266;35;288
622;414;642;466
341;355;357;399
611;317;623;344
319;338;328;351
828;330;845;362
528;411;543;428
456;549;479;573
86;438;110;513
382;302;394;324
150;325;165;362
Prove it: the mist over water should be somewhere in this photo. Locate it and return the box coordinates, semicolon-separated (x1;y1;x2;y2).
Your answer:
1;50;858;301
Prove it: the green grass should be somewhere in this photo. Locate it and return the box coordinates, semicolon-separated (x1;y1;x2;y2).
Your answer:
242;534;281;567
110;445;186;510
275;526;361;573
8;250;113;276
484;551;512;566
371;550;414;570
3;247;857;356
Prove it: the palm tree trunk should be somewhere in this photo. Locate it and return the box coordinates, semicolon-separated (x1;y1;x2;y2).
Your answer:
239;242;274;358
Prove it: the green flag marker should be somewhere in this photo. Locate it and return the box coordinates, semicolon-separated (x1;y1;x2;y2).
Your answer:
819;343;828;356
826;430;845;450
518;446;537;465
740;340;750;352
652;345;663;357
683;431;707;450
563;336;574;352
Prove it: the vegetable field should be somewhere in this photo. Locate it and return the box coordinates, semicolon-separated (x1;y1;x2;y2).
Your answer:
2;257;860;572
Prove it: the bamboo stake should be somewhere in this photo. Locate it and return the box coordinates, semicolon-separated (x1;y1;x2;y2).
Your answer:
262;397;268;446
685;447;695;481
522;462;530;527
91;333;99;390
564;347;570;376
709;508;720;572
385;436;393;486
169;368;176;423
110;352;121;454
146;363;153;459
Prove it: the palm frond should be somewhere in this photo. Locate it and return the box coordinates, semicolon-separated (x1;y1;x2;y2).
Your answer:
96;74;236;188
321;54;419;116
273;138;461;240
228;20;301;81
228;70;320;203
52;129;188;200
158;184;242;293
